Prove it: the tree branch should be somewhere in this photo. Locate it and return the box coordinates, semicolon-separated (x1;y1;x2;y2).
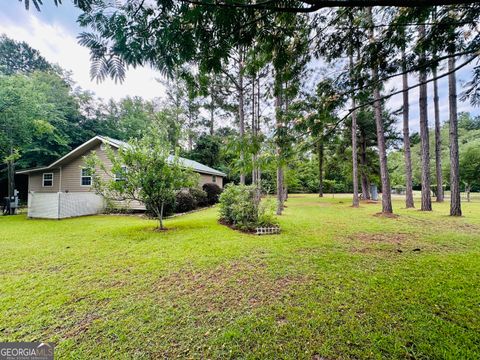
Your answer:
341;55;477;129
181;0;478;13
308;54;477;148
342;49;479;98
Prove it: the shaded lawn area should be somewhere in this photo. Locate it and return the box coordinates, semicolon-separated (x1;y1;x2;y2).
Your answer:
1;195;479;359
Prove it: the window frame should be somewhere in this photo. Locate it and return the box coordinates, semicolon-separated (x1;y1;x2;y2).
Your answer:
212;175;217;183
42;173;54;187
80;168;92;187
114;166;127;182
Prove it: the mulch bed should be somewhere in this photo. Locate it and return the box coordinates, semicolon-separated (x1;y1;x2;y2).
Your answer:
218;219;256;234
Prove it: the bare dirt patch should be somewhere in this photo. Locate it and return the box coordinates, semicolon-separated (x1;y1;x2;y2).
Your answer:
362;200;379;204
343;231;467;256
342;232;425;256
349;232;413;244
152;261;311;313
373;212;400;219
403;215;480;235
63;313;100;338
349;247;395;255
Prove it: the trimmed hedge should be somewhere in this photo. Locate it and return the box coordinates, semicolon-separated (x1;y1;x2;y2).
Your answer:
146;187;214;218
202;183;223;205
189;187;208;207
175;190;196;213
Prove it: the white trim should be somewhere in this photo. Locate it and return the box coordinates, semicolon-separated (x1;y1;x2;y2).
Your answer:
80;168;92;187
16;166;49;175
42;173;54;187
59;166;62;191
16;136;112;175
49;136;117;169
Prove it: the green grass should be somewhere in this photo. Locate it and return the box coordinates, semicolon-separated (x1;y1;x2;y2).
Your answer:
1;194;479;359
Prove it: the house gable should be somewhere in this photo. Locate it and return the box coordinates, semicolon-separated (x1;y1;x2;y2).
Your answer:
19;136;226;193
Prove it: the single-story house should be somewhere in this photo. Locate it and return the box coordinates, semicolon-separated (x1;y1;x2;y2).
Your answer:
17;136;226;219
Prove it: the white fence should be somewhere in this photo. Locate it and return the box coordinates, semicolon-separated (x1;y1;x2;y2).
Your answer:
28;192;105;219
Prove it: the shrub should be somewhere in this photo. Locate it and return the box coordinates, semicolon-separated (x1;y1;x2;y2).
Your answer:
219;184;257;230
257;197;279;227
219;184;277;231
322;179;346;193
189;187;208;207
203;182;223;205
175;190;196;213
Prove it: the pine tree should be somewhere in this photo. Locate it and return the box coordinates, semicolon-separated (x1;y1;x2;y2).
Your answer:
367;7;393;213
418;24;433;211
402;50;415;208
349;51;360;207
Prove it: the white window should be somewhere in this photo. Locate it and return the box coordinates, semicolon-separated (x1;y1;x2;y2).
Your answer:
212;175;217;183
42;173;53;187
81;168;92;186
115;166;127;182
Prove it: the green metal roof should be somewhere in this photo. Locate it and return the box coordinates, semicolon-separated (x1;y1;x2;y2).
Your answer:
100;136;227;177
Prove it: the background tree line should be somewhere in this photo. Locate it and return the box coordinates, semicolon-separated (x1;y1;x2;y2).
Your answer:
5;0;480;219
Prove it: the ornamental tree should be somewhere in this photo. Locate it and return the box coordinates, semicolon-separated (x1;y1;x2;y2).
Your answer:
85;126;198;230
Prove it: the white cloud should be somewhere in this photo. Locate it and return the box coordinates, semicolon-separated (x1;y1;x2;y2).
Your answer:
0;11;166;101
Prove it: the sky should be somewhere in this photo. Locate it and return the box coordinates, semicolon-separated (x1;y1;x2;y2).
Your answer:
0;1;478;132
0;1;166;101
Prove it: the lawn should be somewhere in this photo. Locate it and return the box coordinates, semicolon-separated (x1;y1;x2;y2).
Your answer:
1;194;479;359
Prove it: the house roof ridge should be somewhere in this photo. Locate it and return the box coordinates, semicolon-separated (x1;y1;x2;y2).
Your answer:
16;135;227;177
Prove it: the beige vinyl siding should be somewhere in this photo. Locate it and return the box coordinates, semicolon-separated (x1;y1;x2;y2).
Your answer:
59;143;113;192
29;170;61;192
28;142;224;194
198;173;223;188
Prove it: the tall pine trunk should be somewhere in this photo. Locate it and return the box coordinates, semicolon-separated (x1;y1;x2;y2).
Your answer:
448;55;462;216
368;7;393;214
418;24;432;211
275;93;284;215
402;50;415;208
251;75;257;185
7;146;15;215
350;53;359;207
238;47;246;185
433;69;444;202
257;75;261;188
209;82;215;136
359;133;371;200
318;140;324;197
276;166;284;215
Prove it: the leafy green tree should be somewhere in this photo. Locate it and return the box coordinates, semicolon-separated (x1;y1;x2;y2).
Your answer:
0;74;53;212
0;35;51;75
459;142;480;202
185;134;221;168
85;126;198;230
258;12;310;214
116;96;156;140
458;112;480;131
294;79;343;197
19;71;76;167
